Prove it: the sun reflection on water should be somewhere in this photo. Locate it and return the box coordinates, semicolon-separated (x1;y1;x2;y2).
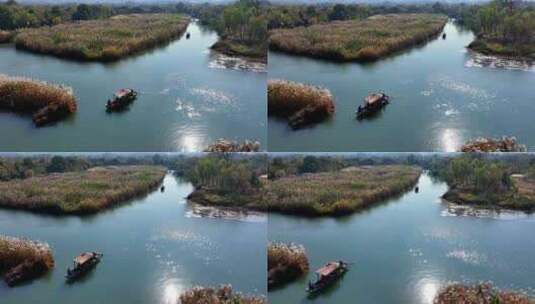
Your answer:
161;278;186;304
440;128;461;152
418;279;440;304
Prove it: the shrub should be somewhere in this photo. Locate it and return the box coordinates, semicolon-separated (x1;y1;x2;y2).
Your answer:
268;242;309;290
179;285;266;304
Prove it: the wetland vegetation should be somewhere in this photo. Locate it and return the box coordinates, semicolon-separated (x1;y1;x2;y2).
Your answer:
179;285;266;304
268;242;309;290
0;165;166;214
268;79;334;129
0;74;76;127
14;14;190;61
435;283;535;304
269;13;447;61
0;235;54;287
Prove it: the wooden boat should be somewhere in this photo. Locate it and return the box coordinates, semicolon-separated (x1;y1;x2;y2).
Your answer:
307;261;349;294
65;252;103;282
415;186;419;193
356;93;390;119
106;89;137;112
186;32;191;39
161;185;165;192
442;33;446;39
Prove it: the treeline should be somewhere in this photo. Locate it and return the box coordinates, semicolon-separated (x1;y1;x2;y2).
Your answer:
461;0;535;45
0;1;113;30
0;156;90;180
182;155;265;195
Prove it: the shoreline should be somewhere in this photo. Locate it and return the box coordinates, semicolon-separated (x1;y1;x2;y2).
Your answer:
468;38;535;63
211;39;267;64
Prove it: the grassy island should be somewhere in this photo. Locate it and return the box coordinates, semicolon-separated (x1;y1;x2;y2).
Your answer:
184;156;266;210
0;166;166;215
440;156;535;212
269;14;447;62
268;79;335;129
179;285;266;304
211;39;267;63
265;165;421;216
268;242;309;290
15;14;190;61
0;74;77;127
0;236;54;287
435;283;535;304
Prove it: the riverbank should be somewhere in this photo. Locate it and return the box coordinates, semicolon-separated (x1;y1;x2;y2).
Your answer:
265;165;422;216
186;188;265;211
435;283;535;304
0;236;54;287
0;166;166;215
0;74;77;127
468;38;535;62
179;285;266;304
443;174;535;212
268;79;334;129
268;242;309;290
269;14;447;62
14;14;190;62
211;39;267;63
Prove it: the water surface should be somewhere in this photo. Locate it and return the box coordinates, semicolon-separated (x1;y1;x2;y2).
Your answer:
0;22;266;151
268;22;535;152
269;173;535;303
0;174;266;303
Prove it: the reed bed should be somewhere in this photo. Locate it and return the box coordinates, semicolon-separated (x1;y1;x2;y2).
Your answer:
0;166;166;214
435;283;535;304
0;30;13;43
268;79;334;129
0;235;54;286
269;14;447;61
0;74;77;126
15;14;190;61
179;285;266;304
268;242;309;290
265;165;421;216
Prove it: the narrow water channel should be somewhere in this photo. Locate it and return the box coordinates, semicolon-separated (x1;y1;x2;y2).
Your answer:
268;22;535;152
268;173;535;303
0;173;266;303
0;21;266;152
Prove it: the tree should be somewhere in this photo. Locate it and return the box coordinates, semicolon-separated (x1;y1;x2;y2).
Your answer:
47;156;67;173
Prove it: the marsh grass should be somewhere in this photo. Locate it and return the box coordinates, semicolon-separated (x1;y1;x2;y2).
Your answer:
0;166;166;214
0;31;13;43
15;14;190;61
0;74;77;126
268;79;334;129
268;242;309;290
265;165;422;216
0;235;54;284
435;283;535;304
269;14;447;61
179;285;266;304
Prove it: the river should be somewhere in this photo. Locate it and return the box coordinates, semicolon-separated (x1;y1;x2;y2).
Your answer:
0;173;266;303
268;21;535;152
268;173;535;303
0;21;266;152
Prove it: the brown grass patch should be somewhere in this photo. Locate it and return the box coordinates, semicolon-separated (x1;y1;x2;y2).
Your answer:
268;242;309;290
179;285;266;304
435;283;535;304
268;79;334;129
0;74;77;126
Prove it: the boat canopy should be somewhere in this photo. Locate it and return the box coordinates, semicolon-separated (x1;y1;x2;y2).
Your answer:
114;89;132;98
315;262;340;277
74;252;95;265
364;93;384;105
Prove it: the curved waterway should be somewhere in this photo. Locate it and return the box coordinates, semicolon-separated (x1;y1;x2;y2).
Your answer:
269;173;535;304
268;22;535;152
0;21;266;152
0;173;266;303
